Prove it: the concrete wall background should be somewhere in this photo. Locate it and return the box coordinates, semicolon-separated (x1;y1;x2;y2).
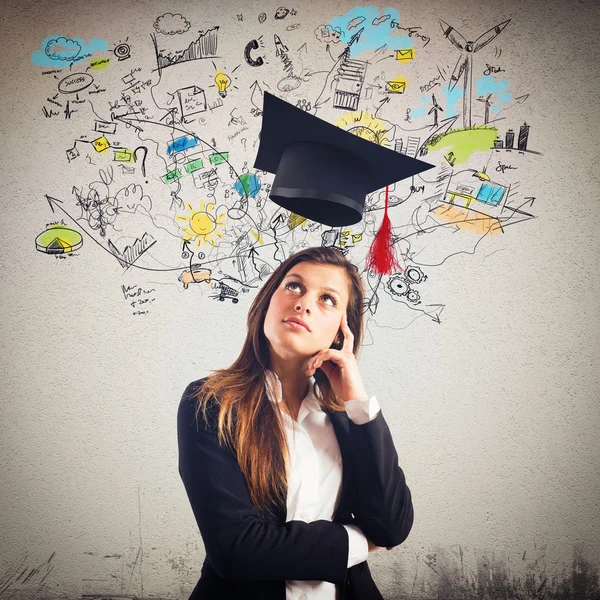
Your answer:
1;0;599;598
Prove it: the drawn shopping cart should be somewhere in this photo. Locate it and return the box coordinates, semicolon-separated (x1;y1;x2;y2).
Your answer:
213;281;239;303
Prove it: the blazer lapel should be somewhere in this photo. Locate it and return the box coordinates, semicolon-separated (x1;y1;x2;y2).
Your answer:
323;407;355;523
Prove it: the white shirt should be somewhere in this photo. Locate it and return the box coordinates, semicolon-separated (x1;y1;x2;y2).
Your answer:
264;369;382;600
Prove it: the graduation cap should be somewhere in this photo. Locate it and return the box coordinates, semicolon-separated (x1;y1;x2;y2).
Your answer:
252;91;436;274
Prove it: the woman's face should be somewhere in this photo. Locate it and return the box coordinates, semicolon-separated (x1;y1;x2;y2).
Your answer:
263;261;351;359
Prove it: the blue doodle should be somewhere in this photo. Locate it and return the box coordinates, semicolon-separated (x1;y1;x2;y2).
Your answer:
326;6;411;57
166;136;200;154
476;75;513;114
412;84;464;119
234;174;261;199
440;83;464;119
411;94;432;119
31;36;109;68
476;182;505;205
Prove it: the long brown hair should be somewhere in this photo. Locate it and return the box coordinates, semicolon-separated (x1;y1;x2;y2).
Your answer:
193;246;365;521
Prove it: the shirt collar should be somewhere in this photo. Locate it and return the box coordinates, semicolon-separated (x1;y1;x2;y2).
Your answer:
264;368;324;424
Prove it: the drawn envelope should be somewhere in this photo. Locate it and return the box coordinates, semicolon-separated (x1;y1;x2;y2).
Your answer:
385;80;406;93
118;164;135;174
395;48;415;62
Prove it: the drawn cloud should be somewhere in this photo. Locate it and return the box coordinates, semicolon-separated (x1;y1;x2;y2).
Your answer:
45;37;81;61
372;14;391;26
348;16;366;30
31;36;109;68
154;13;191;35
326;7;410;56
314;24;343;44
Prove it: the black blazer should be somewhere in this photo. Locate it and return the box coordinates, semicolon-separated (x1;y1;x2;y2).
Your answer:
177;377;414;600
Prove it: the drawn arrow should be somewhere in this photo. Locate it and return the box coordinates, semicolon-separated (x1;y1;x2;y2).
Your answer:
249;80;264;112
271;214;286;228
374;96;390;117
326;43;336;62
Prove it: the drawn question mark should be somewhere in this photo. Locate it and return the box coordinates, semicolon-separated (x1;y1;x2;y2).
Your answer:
133;146;148;181
240;138;247;149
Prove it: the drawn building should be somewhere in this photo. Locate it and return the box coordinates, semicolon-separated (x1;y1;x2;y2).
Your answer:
333;53;367;111
505;129;514;149
518;122;530;151
406;136;421;158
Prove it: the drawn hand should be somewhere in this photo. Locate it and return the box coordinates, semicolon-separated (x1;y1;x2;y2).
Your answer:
304;313;368;402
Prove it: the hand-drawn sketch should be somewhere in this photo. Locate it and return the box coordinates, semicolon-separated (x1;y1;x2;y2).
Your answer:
31;7;540;329
154;13;191;36
439;19;511;128
35;223;83;254
151;27;219;73
31;36;109;68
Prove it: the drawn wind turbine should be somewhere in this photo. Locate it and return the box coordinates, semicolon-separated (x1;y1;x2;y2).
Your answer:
428;93;444;127
439;19;510;128
477;93;493;124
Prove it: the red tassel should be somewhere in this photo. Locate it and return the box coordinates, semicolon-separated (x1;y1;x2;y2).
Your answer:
366;186;402;275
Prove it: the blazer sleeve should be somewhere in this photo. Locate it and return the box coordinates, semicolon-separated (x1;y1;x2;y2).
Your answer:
177;378;351;584
347;407;414;549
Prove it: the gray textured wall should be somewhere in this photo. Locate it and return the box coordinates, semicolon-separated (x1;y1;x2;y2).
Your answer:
1;0;599;599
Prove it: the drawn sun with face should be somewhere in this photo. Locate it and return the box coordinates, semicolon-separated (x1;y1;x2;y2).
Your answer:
177;199;226;248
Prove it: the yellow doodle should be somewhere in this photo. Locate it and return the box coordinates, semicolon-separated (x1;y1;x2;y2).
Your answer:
395;48;415;63
385;77;407;94
92;136;110;153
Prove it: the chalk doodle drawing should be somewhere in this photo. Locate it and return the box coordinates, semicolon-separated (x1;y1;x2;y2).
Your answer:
32;6;541;324
31;36;109;68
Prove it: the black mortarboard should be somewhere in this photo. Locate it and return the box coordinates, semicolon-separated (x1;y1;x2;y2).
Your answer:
252;91;435;227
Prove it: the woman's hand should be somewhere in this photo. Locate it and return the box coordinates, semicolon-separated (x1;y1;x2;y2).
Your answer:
368;538;394;552
304;312;368;402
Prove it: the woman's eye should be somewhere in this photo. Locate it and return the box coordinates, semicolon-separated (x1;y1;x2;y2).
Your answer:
322;294;337;307
285;282;337;307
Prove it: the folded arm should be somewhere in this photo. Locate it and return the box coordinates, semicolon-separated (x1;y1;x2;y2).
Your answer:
344;397;414;548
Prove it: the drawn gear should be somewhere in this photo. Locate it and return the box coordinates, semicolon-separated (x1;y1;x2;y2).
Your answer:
404;265;426;284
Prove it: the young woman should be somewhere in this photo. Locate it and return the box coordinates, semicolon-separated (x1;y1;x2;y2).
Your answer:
177;246;414;599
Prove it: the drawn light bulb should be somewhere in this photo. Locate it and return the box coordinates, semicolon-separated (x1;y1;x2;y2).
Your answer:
215;72;231;97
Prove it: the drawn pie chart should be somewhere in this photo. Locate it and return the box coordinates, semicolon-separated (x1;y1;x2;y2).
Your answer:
35;225;83;254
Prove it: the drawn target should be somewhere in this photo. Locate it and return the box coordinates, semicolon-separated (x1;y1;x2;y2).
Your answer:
113;42;131;61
